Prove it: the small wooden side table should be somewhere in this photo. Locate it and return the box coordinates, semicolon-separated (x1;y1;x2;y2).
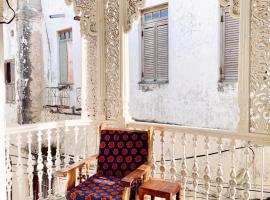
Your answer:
138;179;181;200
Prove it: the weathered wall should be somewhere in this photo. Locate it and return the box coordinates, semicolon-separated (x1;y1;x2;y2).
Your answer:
3;0;18;126
17;1;44;124
41;0;82;91
128;0;239;130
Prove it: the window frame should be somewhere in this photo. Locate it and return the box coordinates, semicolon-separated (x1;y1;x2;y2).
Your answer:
140;3;169;85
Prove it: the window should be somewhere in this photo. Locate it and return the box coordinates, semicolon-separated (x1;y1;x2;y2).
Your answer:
141;5;169;83
4;60;15;103
59;29;73;84
220;7;240;83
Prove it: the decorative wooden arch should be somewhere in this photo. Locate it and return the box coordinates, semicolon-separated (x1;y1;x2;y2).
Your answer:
65;0;270;135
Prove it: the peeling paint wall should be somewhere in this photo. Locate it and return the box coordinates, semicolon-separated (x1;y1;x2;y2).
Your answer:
3;0;18;126
128;0;239;130
17;1;43;124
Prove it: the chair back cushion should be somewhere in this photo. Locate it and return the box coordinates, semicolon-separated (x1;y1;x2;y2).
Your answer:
97;129;149;178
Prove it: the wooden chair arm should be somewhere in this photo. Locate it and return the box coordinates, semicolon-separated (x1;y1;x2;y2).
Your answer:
55;154;98;177
121;163;151;187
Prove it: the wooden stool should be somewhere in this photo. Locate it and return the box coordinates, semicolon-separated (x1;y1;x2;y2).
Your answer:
138;179;181;200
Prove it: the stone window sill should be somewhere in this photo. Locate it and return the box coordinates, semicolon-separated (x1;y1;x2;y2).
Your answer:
218;81;237;92
138;81;168;92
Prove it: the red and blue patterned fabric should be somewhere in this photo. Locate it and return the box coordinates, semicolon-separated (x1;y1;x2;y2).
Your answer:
66;129;149;200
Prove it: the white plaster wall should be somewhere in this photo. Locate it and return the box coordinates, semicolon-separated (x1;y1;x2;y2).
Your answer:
128;0;239;130
41;0;82;95
3;0;19;127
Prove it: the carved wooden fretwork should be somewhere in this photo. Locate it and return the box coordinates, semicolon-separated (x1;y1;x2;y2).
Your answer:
220;0;240;17
230;0;240;17
104;0;122;121
250;0;270;134
65;0;99;119
124;0;145;32
65;0;97;37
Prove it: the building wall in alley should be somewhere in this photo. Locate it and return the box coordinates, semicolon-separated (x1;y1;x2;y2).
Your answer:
3;0;44;125
41;0;82;122
128;0;239;130
3;0;82;126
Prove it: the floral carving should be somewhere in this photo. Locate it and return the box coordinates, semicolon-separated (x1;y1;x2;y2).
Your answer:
230;0;240;17
104;0;122;120
250;0;270;134
65;0;97;37
125;0;145;32
220;0;240;17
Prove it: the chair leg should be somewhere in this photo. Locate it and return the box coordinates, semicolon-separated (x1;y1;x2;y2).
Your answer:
138;193;144;200
176;192;180;200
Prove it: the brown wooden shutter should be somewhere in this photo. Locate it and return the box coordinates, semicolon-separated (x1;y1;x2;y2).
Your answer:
224;11;240;82
156;22;168;82
143;26;156;82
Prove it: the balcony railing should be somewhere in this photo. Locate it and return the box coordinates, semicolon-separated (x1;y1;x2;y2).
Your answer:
5;120;270;199
45;87;81;111
6;84;15;104
5;120;99;200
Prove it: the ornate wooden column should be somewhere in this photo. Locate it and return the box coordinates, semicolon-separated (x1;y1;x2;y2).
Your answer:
249;0;270;134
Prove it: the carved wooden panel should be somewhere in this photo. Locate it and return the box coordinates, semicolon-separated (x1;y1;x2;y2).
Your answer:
250;0;270;134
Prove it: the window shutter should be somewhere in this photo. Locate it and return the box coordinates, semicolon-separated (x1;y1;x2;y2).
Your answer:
156;23;168;82
224;11;240;82
143;26;156;81
59;40;68;83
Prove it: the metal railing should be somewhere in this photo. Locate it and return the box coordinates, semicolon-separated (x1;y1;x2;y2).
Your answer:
45;87;81;110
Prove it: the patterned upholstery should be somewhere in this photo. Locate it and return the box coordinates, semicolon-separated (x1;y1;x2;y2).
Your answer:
66;129;149;200
66;175;124;200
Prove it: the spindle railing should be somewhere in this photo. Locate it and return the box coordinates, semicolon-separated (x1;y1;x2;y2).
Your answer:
127;121;270;200
5;120;99;200
5;120;270;199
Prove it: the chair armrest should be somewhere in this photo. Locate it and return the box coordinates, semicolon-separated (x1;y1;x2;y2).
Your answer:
55;154;98;177
121;163;151;187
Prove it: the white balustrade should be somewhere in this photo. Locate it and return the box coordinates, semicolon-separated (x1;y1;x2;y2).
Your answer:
160;130;166;179
180;133;188;200
5;120;93;200
170;132;176;181
203;136;211;200
4;120;270;199
5;134;12;200
151;130;157;177
127;121;270;200
27;132;34;200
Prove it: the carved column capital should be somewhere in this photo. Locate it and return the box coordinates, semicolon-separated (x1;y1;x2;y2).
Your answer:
65;0;97;37
124;0;145;33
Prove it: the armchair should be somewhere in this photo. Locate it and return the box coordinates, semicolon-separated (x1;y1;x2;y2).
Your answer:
56;127;153;200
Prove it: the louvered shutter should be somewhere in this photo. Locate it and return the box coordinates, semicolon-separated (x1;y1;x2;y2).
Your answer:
224;11;240;82
143;26;156;81
156;22;168;82
59;40;68;83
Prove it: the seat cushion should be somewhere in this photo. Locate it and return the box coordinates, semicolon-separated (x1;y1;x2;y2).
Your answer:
66;175;125;200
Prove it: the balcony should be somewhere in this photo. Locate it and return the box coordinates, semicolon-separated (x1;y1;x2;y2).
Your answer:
1;0;270;200
5;120;270;199
44;87;81;116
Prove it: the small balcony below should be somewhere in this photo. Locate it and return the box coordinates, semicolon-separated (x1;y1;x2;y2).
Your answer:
44;86;81;116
